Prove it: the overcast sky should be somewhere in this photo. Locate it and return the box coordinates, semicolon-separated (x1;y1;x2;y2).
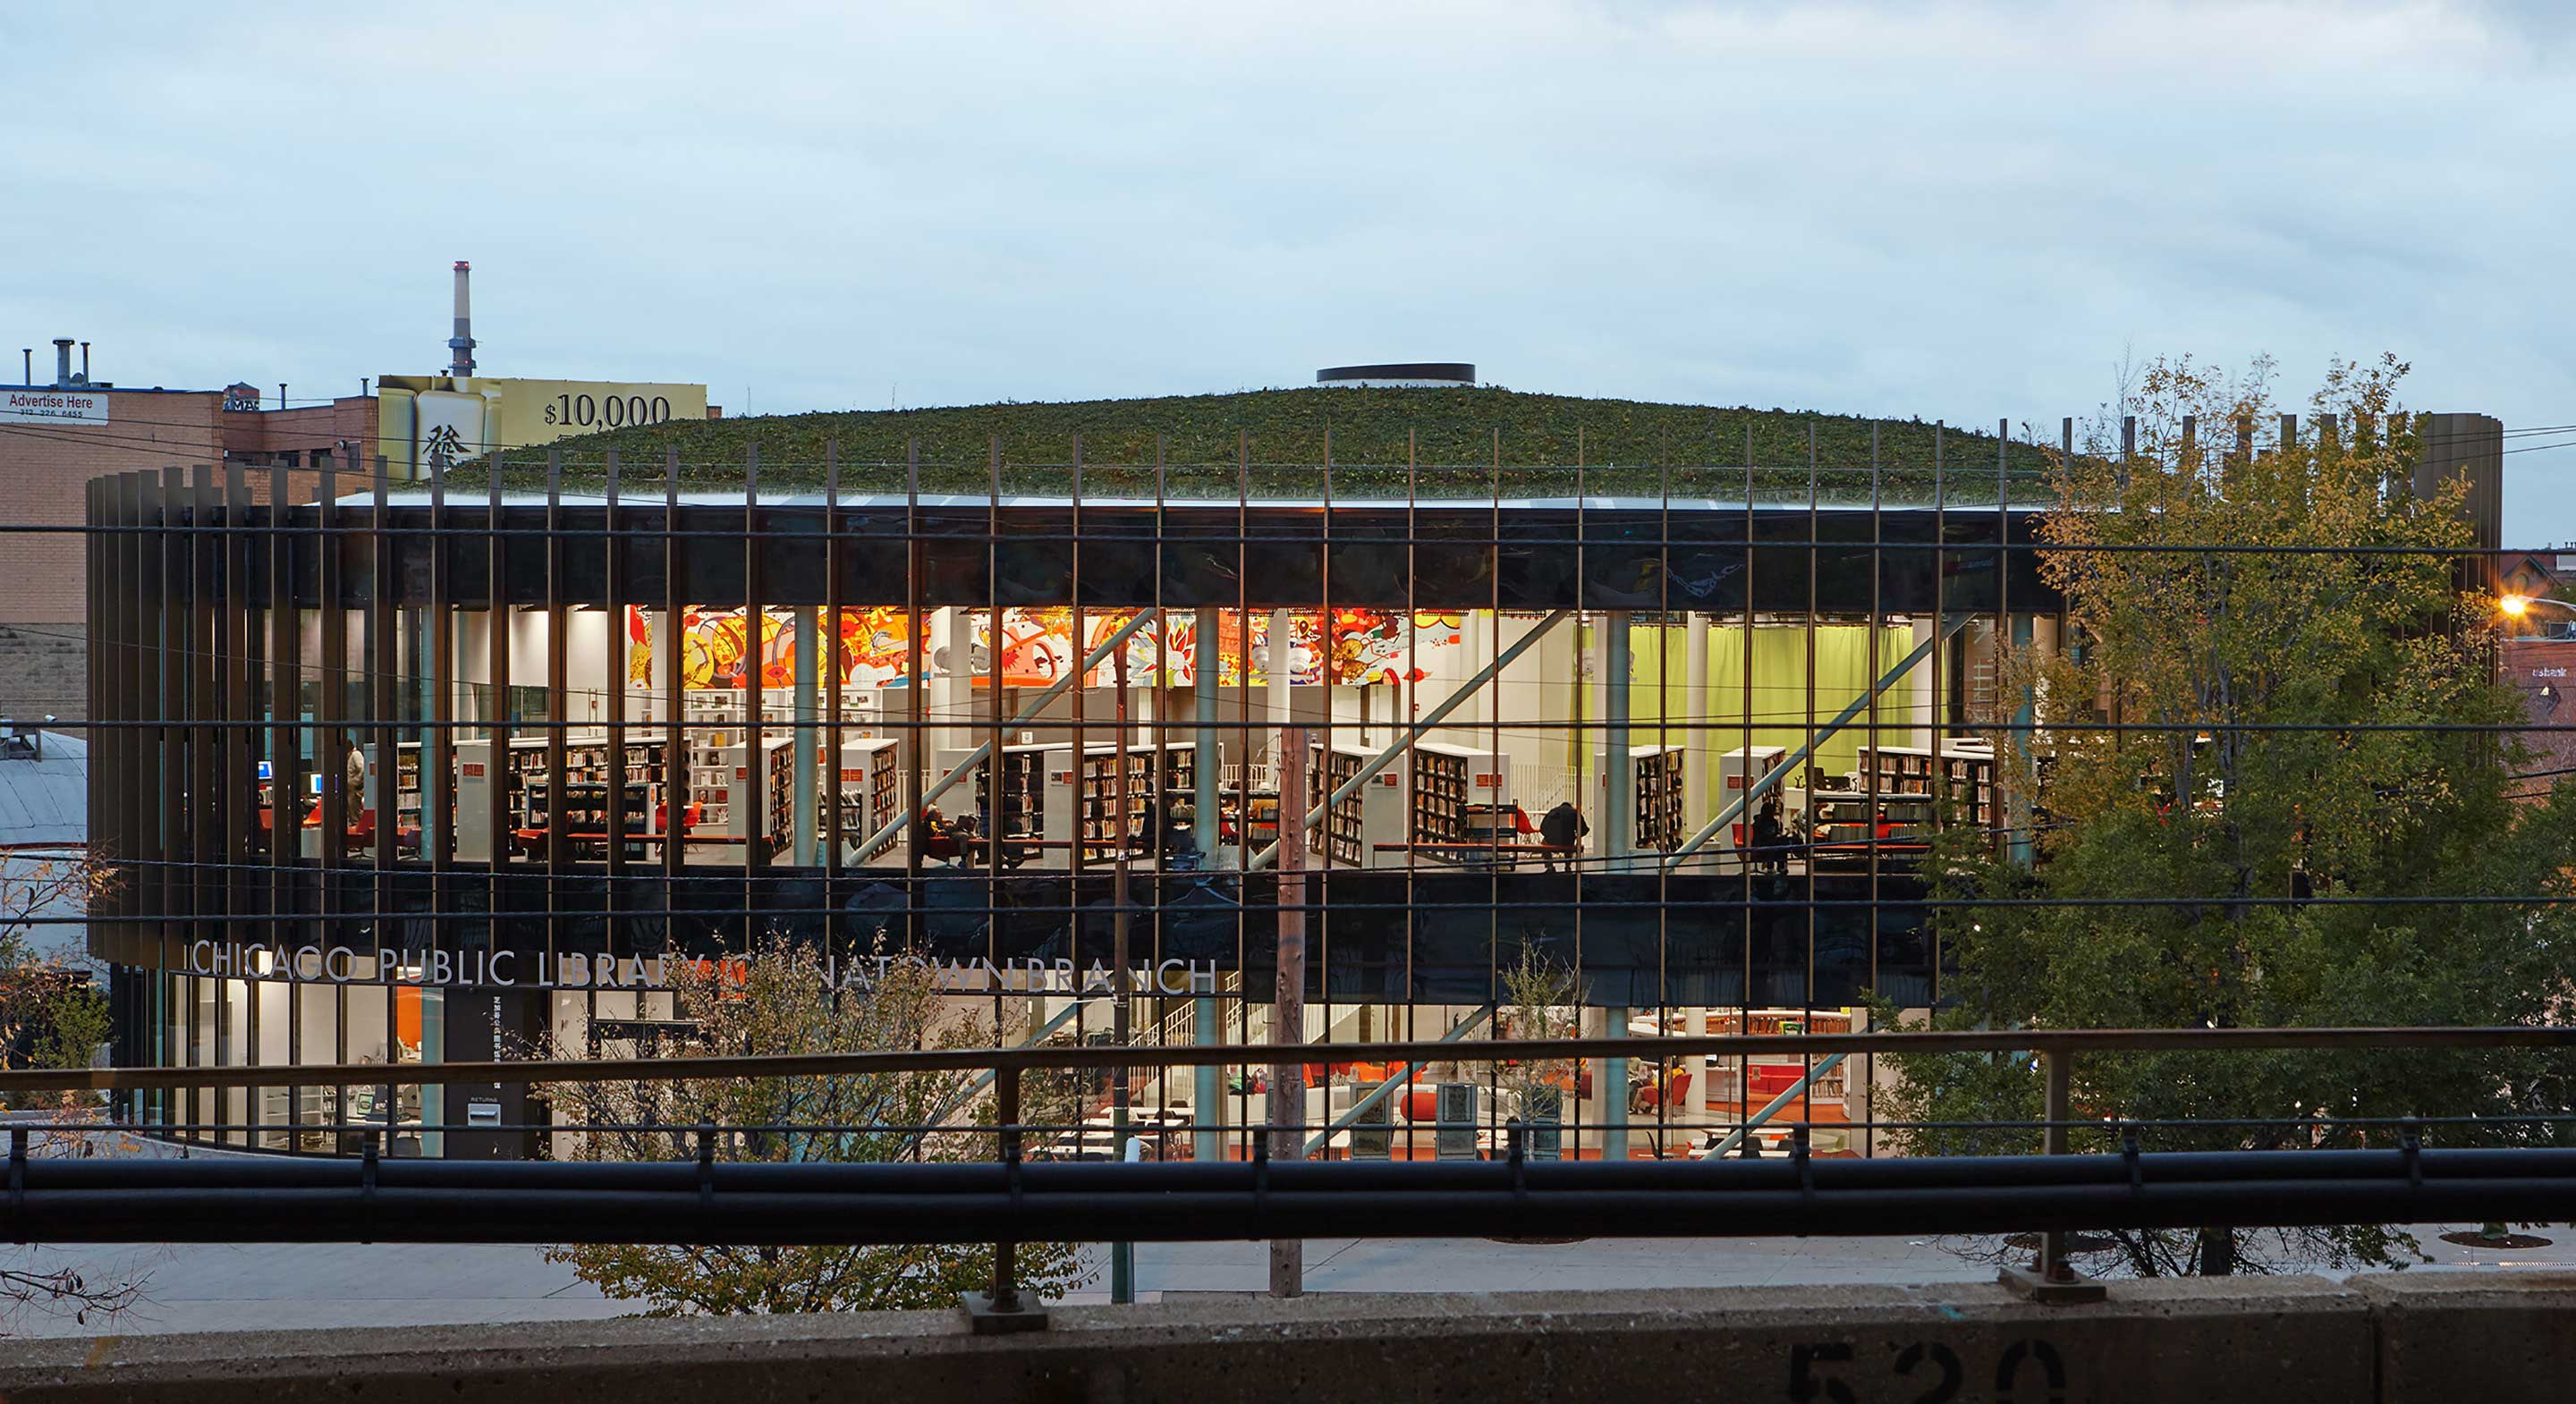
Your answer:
5;1;2569;541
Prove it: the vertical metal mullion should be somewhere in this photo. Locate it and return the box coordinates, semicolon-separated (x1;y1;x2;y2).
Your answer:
311;462;347;1149
1234;433;1251;1157
487;449;510;928
1487;428;1503;1129
1402;428;1419;1137
221;466;251;1132
902;440;924;946
145;471;180;1118
662;449;683;891
1864;423;1884;1157
983;440;1003;1023
545;450;568;1013
424;444;452;1150
825;443;843;946
1145;437;1167;1139
605;452;626;909
1928;426;1947;1006
426;449;453;875
1996;419;2014;858
267;461;299;1143
1068;437;1085;1034
1570;436;1585;1150
187;465;218;1128
1314;430;1329;1075
368;453;395;1155
318;465;346;892
1737;424;1755;1125
743;446;765;945
1654;452;1672;1158
1801;424;1818;1100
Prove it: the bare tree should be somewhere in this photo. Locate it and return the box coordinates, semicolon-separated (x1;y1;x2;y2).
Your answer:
537;934;1094;1315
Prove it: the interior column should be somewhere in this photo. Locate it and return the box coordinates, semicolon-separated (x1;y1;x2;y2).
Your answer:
1266;608;1292;765
1601;611;1633;867
1195;612;1221;863
935;606;971;755
792;608;818;866
1682;612;1710;827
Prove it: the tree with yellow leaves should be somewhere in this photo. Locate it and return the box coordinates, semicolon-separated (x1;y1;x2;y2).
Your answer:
1885;355;2576;1277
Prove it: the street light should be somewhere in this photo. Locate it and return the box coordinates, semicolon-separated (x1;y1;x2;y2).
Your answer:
2499;594;2573;619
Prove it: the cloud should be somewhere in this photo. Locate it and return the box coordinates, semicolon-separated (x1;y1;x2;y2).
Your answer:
3;0;2570;537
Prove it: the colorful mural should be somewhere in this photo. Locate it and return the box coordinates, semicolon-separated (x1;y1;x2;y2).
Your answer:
625;606;1463;690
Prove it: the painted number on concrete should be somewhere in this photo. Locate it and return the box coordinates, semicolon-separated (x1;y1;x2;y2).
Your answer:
1789;1338;2064;1402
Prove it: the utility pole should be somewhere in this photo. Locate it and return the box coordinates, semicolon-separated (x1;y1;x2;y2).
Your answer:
1268;726;1309;1298
1110;649;1135;1303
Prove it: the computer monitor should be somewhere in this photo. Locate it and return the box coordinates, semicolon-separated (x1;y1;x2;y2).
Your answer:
308;774;325;795
256;761;273;782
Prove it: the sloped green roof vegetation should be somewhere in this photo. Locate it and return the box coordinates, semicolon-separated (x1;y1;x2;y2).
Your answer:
462;386;2056;503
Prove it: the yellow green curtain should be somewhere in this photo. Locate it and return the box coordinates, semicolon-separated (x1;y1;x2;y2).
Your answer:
1630;623;1914;817
1711;626;1913;790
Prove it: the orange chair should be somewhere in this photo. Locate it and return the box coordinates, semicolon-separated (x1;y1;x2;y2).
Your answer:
1635;1070;1693;1113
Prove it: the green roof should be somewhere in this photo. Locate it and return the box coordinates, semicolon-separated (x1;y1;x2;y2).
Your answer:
461;386;2056;503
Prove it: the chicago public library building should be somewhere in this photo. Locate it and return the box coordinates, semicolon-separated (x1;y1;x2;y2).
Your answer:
80;419;2503;1160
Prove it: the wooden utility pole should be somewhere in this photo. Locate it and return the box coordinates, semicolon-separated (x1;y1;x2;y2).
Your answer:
1268;725;1309;1298
1110;649;1135;1303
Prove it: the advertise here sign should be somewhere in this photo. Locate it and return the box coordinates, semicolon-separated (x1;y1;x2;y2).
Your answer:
1;390;107;425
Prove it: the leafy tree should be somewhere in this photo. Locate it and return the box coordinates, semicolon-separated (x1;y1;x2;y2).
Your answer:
0;851;137;1331
540;935;1093;1314
1882;355;2576;1277
0;856;113;1088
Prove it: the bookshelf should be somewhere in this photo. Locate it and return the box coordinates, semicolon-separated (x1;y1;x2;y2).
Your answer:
1091;742;1195;861
1634;745;1683;851
683;736;794;858
1854;743;1998;830
1409;743;1504;848
934;742;1048;836
1411;748;1469;848
1309;741;1402;868
834;737;902;858
678;686;884;740
376;741;426;855
1593;744;1684;852
1312;743;1364;867
496;735;674;862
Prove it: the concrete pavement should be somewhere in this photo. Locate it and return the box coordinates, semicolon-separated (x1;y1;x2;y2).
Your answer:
3;1224;2568;1338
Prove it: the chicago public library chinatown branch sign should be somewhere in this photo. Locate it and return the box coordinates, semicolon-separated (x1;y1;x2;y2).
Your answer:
181;939;1222;997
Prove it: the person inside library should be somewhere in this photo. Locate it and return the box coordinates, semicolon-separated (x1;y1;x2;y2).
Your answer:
1162;799;1201;870
920;805;962;864
1538;799;1588;872
1750;797;1790;875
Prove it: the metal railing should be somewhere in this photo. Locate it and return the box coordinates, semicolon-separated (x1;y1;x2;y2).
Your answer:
6;1026;2576;1314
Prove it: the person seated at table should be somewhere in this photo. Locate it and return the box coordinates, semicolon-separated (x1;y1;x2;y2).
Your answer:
921;805;963;863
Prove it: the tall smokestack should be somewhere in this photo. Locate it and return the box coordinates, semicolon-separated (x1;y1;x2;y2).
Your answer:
51;339;72;388
447;260;477;377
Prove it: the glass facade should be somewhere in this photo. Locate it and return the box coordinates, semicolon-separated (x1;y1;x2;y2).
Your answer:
86;455;2065;1158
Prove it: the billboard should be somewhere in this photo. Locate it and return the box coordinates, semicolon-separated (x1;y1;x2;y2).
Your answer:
377;375;708;478
1;388;107;425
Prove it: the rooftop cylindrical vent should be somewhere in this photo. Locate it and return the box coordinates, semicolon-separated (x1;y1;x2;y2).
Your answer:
1315;362;1475;388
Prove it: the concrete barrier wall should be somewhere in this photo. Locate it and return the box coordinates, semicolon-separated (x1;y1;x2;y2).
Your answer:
0;1273;2561;1403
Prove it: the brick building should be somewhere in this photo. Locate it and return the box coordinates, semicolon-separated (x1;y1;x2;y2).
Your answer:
0;344;368;726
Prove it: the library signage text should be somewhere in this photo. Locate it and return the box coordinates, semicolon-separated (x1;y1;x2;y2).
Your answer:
181;940;1221;995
